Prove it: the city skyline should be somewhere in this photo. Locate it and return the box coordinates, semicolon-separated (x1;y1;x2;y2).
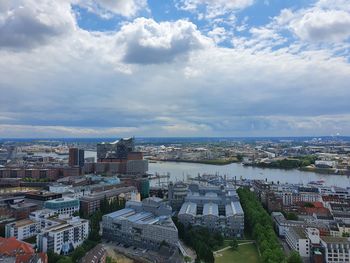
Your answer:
1;0;350;138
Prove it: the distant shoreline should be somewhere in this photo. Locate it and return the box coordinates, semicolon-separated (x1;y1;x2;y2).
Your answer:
150;159;350;176
148;158;240;165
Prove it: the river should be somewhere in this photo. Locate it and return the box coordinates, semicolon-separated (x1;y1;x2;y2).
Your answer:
36;151;350;187
148;161;350;187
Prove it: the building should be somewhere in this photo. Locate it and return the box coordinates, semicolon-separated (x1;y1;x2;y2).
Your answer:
69;148;85;168
44;197;79;216
9;201;38;220
320;236;350;263
79;186;138;216
79;244;106;263
0;237;47;263
25;191;62;201
272;212;304;237
285;226;311;258
97;138;135;160
5;219;39;240
96;138;148;175
37;216;89;255
168;181;188;211
102;197;178;250
126;159;148;175
29;209;60;229
177;184;244;237
272;212;330;238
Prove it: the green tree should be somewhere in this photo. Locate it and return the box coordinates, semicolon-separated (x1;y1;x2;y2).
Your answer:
230;239;238;250
71;246;86;262
72;211;80;217
47;250;61;263
287;251;303;263
56;256;73;263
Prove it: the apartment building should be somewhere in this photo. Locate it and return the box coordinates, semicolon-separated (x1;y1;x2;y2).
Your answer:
37;216;89;255
5;219;39;240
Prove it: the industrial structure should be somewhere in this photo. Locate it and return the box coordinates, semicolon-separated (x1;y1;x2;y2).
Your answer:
176;184;245;237
102;197;178;250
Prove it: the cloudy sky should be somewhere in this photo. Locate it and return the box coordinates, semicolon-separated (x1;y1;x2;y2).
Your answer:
0;0;350;138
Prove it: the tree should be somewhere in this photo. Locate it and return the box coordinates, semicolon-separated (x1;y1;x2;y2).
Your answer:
184;256;192;262
56;257;73;263
47;250;61;263
287;251;303;263
72;211;80;217
230;239;238;250
71;246;86;262
238;188;286;263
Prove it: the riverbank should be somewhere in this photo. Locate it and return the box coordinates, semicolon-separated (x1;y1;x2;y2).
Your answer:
243;163;350;176
148;158;240;165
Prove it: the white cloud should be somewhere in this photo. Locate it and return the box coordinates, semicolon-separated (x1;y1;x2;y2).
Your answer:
75;0;148;18
0;0;76;50
0;0;350;137
177;0;254;18
290;10;350;42
208;26;229;43
0;124;138;138
116;18;212;64
267;0;350;43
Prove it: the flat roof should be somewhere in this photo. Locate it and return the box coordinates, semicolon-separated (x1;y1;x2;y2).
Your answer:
127;211;153;223
291;226;306;239
14;219;36;227
322;236;350;244
105;208;135;219
104;208;173;227
45;197;77;202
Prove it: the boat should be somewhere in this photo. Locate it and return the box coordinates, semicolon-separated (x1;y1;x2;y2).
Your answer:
308;180;325;186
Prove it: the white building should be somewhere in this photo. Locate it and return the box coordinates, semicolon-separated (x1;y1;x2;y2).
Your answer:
320;236;350;263
285;226;310;258
5;219;39;240
29;209;60;229
37;216;89;255
44;197;79;216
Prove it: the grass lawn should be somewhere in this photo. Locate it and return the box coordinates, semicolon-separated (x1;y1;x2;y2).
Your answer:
214;243;260;263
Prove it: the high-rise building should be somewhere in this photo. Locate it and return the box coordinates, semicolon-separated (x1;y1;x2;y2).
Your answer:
68;148;84;168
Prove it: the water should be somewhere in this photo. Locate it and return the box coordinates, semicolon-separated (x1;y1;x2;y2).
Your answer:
148;161;350;187
34;151;350;187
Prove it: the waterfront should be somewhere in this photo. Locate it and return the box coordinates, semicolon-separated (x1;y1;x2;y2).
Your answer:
34;151;350;187
148;161;350;187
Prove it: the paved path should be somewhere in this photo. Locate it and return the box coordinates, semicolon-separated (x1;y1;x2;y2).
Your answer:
214;241;255;254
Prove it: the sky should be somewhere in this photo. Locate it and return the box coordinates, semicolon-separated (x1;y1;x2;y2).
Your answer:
0;0;350;138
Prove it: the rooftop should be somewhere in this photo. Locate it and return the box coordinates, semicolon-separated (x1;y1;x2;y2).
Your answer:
13;219;36;228
225;201;244;216
179;202;197;216
0;237;34;256
203;202;219;216
321;236;350;244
